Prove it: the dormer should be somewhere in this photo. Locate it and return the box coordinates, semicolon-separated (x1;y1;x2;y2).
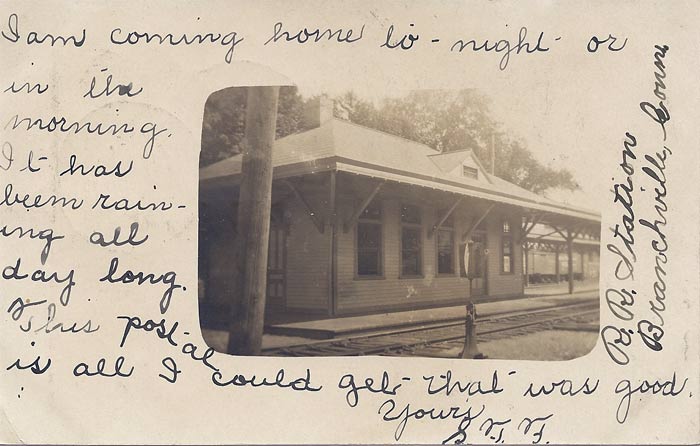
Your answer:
428;149;492;184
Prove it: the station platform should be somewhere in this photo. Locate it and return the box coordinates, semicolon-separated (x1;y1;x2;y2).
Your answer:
264;289;599;340
524;280;599;296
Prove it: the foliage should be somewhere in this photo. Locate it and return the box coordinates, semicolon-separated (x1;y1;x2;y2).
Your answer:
200;88;578;194
335;90;579;194
199;86;307;167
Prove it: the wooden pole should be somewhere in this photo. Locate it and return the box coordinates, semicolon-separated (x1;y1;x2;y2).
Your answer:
554;247;560;283
227;86;280;356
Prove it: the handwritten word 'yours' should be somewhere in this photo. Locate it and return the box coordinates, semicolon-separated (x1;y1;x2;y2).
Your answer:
379;399;484;442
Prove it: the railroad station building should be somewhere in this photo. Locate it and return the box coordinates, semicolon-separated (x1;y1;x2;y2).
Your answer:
198;99;601;326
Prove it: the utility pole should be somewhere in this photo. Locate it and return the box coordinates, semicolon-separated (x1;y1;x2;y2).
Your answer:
227;86;280;356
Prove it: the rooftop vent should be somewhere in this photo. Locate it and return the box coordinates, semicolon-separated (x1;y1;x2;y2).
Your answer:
462;165;478;179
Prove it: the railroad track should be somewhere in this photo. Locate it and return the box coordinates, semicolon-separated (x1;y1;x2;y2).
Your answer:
262;301;600;357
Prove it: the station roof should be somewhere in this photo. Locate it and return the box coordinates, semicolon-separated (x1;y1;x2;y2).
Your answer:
200;118;600;224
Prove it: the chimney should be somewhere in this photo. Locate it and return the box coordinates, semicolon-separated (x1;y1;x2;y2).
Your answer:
302;95;334;129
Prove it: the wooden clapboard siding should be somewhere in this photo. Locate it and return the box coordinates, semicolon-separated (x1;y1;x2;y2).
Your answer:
204;226;238;308
200;180;332;314
201;173;525;318
201;199;237;308
284;188;330;312
485;209;524;297
336;197;509;314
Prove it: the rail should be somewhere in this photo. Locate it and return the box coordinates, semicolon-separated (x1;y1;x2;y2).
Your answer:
261;300;599;357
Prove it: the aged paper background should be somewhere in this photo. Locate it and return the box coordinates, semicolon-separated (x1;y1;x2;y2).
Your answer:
1;1;698;444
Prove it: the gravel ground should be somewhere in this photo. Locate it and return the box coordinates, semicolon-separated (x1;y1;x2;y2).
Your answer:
203;325;600;361
478;329;598;361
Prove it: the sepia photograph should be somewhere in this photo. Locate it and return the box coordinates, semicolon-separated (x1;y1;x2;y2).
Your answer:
3;1;699;444
197;86;601;360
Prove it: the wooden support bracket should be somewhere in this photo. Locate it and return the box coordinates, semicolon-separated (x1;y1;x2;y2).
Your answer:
462;203;495;241
528;229;559;242
521;213;543;241
550;224;569;241
343;181;384;233
429;196;463;239
282;179;325;234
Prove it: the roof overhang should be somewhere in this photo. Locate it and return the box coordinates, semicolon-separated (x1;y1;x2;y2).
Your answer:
200;156;601;225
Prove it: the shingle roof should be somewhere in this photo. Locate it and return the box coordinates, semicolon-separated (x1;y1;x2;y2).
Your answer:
200;118;600;223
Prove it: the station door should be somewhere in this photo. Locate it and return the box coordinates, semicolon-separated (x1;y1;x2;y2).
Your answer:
266;225;287;312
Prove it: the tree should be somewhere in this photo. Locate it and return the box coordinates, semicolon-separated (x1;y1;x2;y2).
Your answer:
335;90;579;194
199;86;308;167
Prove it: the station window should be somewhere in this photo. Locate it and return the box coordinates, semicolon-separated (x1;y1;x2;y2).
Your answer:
501;237;514;274
502;220;510;233
436;208;455;275
437;229;454;274
357;201;383;277
401;204;422;277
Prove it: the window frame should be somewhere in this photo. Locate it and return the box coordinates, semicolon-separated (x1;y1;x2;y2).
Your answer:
354;200;384;280
436;227;456;276
399;203;423;278
501;235;515;275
